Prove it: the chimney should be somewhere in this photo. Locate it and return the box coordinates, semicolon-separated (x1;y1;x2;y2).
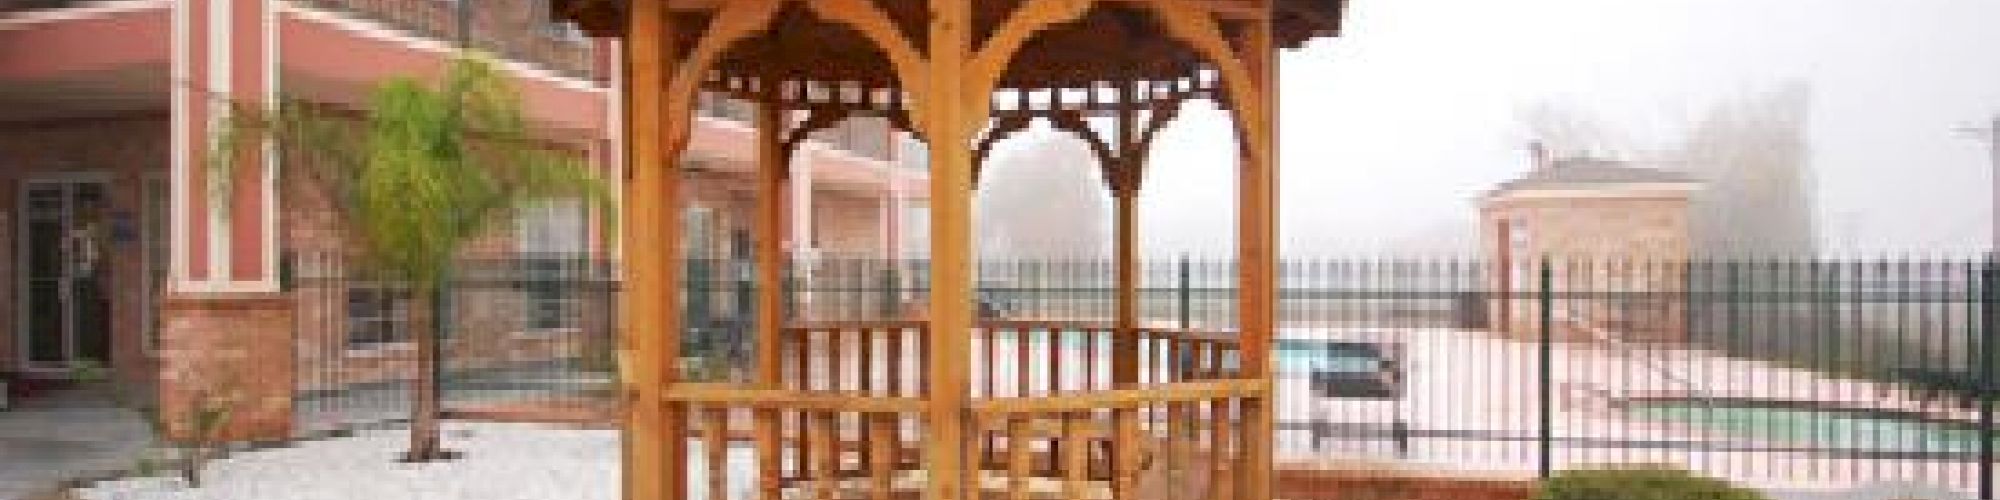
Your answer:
1528;140;1551;170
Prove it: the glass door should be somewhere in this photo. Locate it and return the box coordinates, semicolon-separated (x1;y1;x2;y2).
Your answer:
18;179;111;373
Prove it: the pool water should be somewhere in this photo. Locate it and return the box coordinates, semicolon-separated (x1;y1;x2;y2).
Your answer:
1275;340;1389;375
1626;401;1986;453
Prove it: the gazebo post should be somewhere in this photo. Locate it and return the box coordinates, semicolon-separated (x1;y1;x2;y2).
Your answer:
1110;95;1146;500
923;0;975;499
753;83;789;500
622;1;689;500
1235;16;1279;500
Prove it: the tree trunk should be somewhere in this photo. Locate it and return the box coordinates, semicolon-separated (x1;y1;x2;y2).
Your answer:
404;286;447;461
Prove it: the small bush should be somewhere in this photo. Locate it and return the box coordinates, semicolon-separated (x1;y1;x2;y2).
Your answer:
1534;465;1765;500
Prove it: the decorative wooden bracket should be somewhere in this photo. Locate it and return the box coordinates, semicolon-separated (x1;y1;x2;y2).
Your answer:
777;105;855;173
970;115;1035;186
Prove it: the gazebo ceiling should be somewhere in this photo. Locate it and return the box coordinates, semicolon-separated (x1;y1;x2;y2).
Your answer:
552;0;1344;103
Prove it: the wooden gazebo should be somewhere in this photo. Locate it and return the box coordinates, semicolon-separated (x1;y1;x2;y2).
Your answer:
550;1;1345;499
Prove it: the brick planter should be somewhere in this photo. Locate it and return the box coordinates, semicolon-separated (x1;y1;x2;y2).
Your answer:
1276;461;1538;500
157;293;295;441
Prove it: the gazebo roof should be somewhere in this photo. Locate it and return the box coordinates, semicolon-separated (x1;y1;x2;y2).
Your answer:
551;0;1346;112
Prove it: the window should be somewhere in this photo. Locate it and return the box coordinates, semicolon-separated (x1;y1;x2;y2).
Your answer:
346;286;412;348
516;199;588;331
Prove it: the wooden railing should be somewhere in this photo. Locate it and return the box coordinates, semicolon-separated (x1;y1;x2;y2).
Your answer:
650;321;1264;499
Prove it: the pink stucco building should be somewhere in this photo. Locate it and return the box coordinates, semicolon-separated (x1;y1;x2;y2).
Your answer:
0;0;923;438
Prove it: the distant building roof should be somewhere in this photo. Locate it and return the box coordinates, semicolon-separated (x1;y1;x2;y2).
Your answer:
1486;157;1700;200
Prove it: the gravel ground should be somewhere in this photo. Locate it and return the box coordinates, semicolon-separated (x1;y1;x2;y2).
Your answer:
72;423;632;500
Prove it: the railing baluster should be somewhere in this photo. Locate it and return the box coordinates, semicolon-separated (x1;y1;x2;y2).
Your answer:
868;412;896;500
704;406;729;500
1063;413;1090;500
793;331;811;476
982;326;996;398
1086;328;1100;390
920;325;932;396
1050;326;1064;394
1168;400;1191;500
1113;406;1139;500
756;407;782;500
811;410;839;500
1008;416;1030;500
1017;327;1032;397
888;326;905;397
1209;399;1232;500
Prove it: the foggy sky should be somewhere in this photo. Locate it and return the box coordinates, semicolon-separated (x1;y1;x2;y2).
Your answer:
984;0;2000;258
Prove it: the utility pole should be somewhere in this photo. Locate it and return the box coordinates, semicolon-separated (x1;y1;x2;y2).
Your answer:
1960;115;2000;500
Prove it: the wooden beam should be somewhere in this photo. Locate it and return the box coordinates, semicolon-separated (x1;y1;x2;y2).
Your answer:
969;380;1266;414
664;384;929;413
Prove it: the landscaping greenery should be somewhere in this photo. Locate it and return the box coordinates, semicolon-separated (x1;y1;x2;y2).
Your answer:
216;56;610;461
1534;465;1767;500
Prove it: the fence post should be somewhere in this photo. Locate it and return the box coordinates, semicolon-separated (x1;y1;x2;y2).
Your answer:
880;264;900;319
1178;255;1192;330
1981;256;1996;500
1537;258;1555;479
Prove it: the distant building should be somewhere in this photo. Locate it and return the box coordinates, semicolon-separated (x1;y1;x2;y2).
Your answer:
1479;156;1701;342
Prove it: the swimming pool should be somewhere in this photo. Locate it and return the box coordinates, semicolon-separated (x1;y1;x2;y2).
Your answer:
1275;339;1392;375
1624;399;1985;454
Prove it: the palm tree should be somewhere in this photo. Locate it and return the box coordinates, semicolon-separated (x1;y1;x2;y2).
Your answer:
218;56;610;461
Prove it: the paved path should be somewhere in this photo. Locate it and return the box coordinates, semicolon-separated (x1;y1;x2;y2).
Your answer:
0;389;153;500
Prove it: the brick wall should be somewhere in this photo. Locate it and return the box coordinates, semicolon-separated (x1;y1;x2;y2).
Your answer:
814;191;887;256
1275;466;1536;500
157;294;293;441
1481;194;1692;342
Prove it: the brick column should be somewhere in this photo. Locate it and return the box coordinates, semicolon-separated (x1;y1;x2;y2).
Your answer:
161;0;291;441
157;294;293;441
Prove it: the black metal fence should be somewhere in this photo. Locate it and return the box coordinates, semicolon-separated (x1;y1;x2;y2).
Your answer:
1269;258;1996;497
772;256;1999;495
288;253;2000;496
287;252;617;435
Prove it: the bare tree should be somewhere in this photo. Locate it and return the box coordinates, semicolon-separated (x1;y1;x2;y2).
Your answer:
1678;83;1817;256
1518;101;1633;161
975;130;1110;260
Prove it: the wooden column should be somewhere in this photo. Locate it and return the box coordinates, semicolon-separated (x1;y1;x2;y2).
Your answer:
924;0;975;499
753;88;789;500
1235;12;1278;500
622;1;689;499
1110;100;1144;500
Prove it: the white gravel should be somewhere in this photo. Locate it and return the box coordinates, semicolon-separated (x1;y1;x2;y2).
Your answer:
72;423;637;500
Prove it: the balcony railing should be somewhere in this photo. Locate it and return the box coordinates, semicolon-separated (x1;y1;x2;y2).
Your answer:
0;0;83;13
292;0;602;83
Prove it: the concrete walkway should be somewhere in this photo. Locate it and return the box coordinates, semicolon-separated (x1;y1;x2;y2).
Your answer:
0;388;154;500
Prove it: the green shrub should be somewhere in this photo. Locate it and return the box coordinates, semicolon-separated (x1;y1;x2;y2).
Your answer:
1534;465;1765;500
